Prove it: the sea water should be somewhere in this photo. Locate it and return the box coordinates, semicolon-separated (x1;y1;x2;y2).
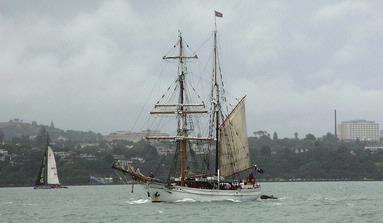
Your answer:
1;182;382;223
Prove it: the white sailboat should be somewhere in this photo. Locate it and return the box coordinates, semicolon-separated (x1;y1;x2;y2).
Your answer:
113;11;261;202
34;135;67;189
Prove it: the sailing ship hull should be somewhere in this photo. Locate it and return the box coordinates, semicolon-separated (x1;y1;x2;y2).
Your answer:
146;182;261;202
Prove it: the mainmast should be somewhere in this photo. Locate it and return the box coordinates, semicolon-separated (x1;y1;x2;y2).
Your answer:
213;28;220;176
212;10;223;176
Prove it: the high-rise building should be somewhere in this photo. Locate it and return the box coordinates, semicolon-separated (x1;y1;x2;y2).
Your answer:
337;120;380;141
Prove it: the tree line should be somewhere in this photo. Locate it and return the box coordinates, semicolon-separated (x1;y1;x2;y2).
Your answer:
250;132;383;180
1;128;383;187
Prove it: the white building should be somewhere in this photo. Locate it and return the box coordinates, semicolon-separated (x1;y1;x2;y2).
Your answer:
337;120;379;141
364;146;383;153
0;149;9;161
104;130;169;142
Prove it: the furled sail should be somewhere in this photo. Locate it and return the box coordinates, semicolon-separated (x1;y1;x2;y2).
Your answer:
219;96;251;177
46;146;60;185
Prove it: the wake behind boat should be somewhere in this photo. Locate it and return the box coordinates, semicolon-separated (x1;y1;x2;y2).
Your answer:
113;11;262;202
34;134;67;189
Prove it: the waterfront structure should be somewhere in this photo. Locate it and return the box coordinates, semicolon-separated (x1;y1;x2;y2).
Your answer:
337;120;379;141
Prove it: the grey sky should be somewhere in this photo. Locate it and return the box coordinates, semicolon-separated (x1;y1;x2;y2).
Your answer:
1;0;383;138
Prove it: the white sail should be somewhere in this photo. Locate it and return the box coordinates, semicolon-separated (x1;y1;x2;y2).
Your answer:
219;97;251;177
46;146;60;185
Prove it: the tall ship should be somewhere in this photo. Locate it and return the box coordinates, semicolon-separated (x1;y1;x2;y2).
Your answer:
34;135;67;189
113;12;261;202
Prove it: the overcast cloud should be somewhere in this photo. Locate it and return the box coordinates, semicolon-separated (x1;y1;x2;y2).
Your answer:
1;0;383;138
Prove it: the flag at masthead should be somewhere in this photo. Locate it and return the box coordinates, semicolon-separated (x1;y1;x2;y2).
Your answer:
215;11;223;17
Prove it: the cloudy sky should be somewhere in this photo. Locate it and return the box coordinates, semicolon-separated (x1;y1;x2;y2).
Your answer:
1;0;383;138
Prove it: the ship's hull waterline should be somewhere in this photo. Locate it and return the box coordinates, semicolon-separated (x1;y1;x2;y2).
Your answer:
34;185;68;189
146;183;261;202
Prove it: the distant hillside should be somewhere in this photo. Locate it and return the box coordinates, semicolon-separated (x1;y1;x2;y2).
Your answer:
0;119;103;142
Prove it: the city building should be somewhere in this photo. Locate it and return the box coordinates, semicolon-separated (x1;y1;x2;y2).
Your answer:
54;151;72;161
364;146;383;153
104;130;170;142
79;153;97;161
337;120;379;141
112;154;125;160
0;149;9;162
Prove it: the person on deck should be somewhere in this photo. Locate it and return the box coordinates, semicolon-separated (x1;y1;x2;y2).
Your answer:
247;172;255;185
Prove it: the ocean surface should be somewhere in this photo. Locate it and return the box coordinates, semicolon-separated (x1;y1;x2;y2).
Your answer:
1;181;382;223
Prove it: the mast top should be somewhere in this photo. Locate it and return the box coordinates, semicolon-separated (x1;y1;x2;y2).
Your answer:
162;31;198;61
146;31;210;142
214;10;223;31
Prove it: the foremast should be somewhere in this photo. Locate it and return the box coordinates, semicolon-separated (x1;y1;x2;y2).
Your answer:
145;31;210;186
175;32;188;186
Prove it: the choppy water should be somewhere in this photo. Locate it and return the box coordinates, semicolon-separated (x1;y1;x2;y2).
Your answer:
1;182;382;223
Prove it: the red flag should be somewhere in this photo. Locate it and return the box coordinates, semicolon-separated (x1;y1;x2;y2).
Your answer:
215;11;223;18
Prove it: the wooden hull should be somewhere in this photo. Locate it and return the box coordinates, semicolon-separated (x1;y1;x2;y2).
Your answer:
146;182;261;202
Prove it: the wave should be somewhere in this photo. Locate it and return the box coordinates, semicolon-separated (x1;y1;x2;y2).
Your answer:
224;199;241;203
126;199;149;204
174;198;243;203
174;198;197;203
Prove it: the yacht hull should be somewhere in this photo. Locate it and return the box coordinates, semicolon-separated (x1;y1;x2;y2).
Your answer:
34;185;67;189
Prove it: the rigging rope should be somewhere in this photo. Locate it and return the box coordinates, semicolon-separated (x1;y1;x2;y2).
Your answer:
190;33;213;55
130;62;166;131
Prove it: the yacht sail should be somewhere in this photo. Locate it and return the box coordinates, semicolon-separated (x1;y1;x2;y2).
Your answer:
46;146;60;185
35;150;47;186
